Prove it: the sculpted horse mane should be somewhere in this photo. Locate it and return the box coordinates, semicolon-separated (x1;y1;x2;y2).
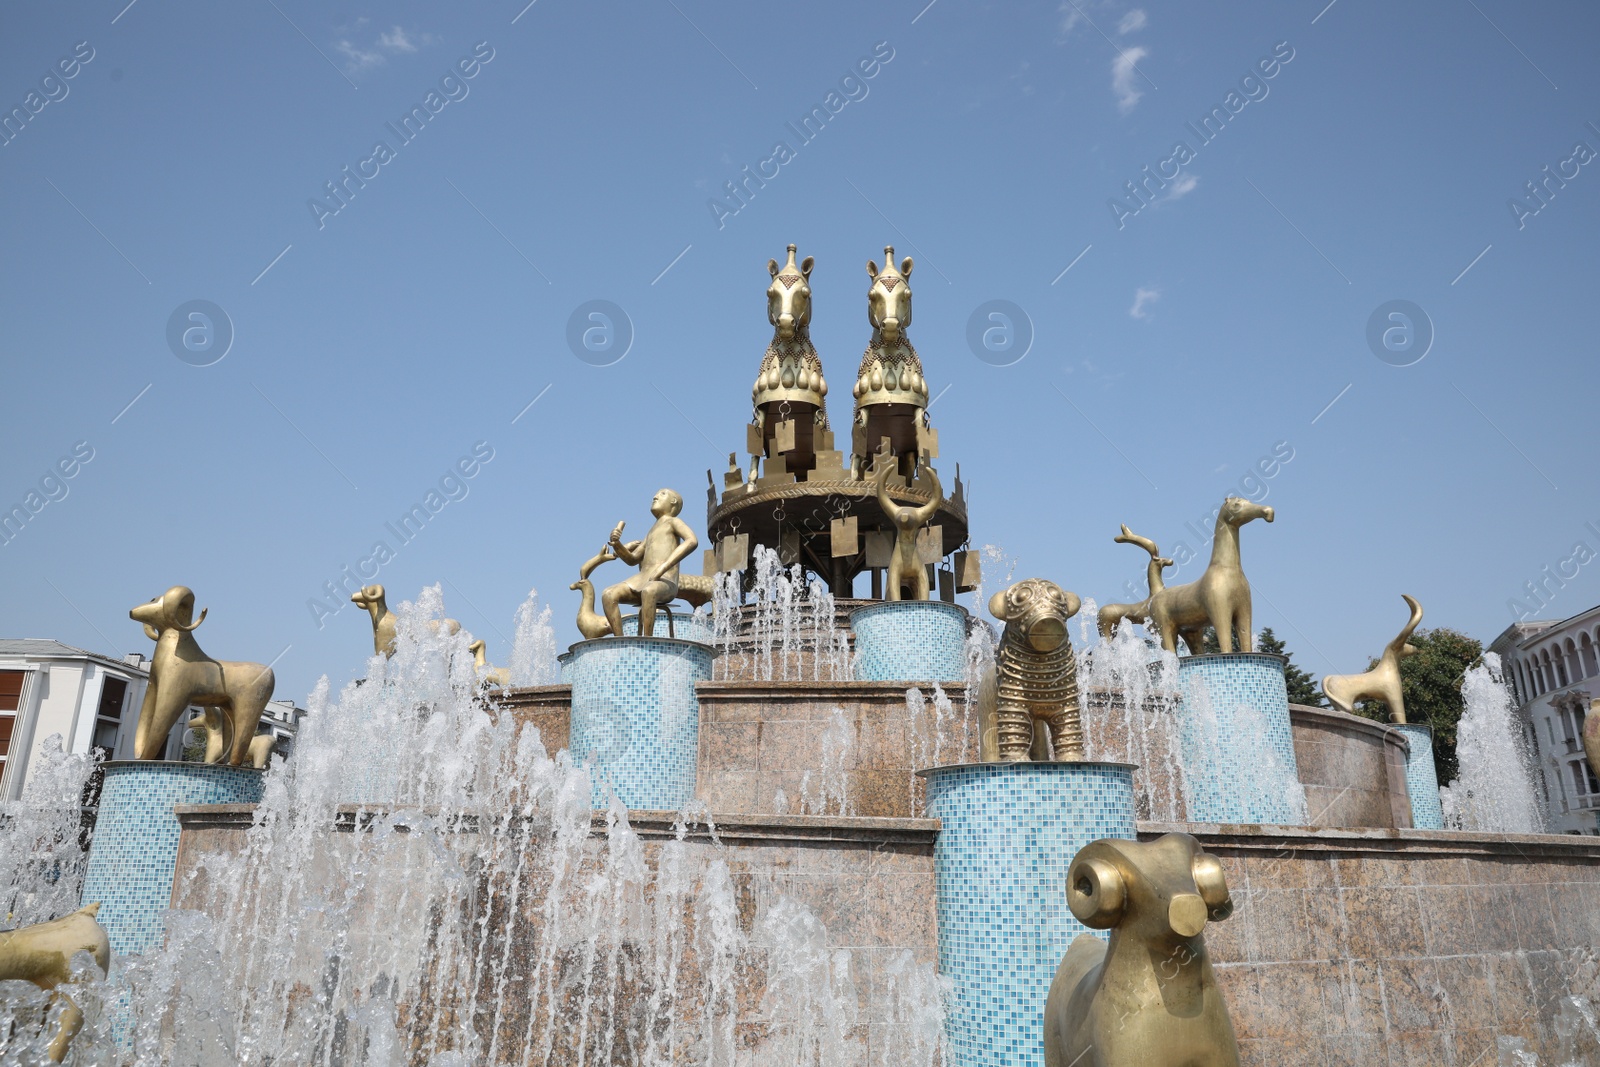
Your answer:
752;245;829;430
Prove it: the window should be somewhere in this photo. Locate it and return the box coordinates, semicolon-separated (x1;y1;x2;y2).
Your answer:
92;677;127;757
0;670;23;771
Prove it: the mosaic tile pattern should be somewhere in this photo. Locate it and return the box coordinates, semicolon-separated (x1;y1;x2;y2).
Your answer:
1177;654;1303;825
620;610;714;644
557;651;571;684
1393;723;1444;829
921;761;1136;1067
567;638;714;810
850;602;966;683
81;761;264;956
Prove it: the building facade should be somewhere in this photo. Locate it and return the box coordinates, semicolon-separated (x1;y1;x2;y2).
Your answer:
1489;605;1600;835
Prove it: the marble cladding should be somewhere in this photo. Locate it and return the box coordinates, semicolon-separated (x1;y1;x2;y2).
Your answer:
620;610;714;643
1393;724;1445;830
850;601;968;683
497;684;571;754
695;680;978;818
921;762;1137;1067
1178;654;1303;825
1291;704;1414;829
81;761;264;955
567;637;714;810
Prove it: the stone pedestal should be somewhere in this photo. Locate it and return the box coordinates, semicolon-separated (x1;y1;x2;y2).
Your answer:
1393;722;1445;829
850;601;966;682
918;761;1136;1067
620;610;714;643
81;761;264;955
1177;653;1306;825
566;637;714;810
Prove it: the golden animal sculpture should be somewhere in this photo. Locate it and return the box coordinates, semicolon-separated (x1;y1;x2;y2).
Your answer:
850;247;931;481
602;489;700;638
130;586;274;765
0;902;111;1062
468;639;513;689
572;545;619;640
749;244;830;485
1144;497;1274;654
186;708;277;768
1097;526;1174;639
1322;595;1423;722
350;585;461;657
875;457;942;601
1044;834;1240;1067
989;579;1085;761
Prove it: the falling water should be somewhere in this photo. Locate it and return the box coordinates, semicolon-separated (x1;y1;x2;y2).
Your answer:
905;685;962;812
1077;615;1187;820
710;546;850;682
97;586;939;1065
507;588;560;686
0;735;94;925
801;708;854;816
1440;653;1545;834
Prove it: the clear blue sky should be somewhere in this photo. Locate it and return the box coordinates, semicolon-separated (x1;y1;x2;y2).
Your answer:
3;0;1597;703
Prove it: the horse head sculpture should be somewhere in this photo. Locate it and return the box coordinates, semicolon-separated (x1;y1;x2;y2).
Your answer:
866;245;913;341
767;243;814;341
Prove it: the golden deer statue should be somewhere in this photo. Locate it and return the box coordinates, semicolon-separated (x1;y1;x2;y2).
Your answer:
1144;497;1274;654
1097;525;1174;639
1322;595;1423;722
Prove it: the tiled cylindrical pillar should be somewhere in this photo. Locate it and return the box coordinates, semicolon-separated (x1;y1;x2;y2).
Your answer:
567;637;714;809
81;761;265;955
1177;653;1306;825
620;610;714;643
919;762;1136;1067
850;601;966;682
1393;723;1445;829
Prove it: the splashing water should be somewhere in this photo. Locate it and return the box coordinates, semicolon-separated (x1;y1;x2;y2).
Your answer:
1177;668;1307;825
802;708;854;816
100;585;938;1065
1440;653;1545;834
711;546;850;682
507;588;559;686
1076;615;1187;820
0;735;94;926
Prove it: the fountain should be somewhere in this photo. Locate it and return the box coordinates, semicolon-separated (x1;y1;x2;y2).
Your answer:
29;241;1600;1067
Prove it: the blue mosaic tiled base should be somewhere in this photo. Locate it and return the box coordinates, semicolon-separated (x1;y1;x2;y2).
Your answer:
920;762;1136;1067
557;651;572;684
850;601;966;682
620;610;714;644
1177;654;1305;825
81;761;264;956
1394;723;1444;829
567;637;714;810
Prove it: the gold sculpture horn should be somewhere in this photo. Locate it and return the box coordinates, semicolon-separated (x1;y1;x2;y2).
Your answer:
1067;851;1127;928
175;607;208;632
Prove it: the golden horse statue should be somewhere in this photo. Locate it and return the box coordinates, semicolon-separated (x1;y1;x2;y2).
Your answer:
1143;497;1274;654
1322;595;1423;722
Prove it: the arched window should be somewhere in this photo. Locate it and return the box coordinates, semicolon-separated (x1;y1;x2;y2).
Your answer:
1589;631;1600;677
1565;639;1581;681
1557;648;1570;688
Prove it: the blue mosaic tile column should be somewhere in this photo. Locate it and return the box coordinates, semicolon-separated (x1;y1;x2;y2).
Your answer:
850;601;966;682
1393;723;1444;829
1176;654;1306;825
620;610;714;643
81;761;264;956
567;637;714;809
920;762;1136;1067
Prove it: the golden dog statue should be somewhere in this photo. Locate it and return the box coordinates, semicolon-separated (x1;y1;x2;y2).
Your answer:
1044;833;1239;1067
130;586;274;765
988;578;1085;761
1322;595;1423;723
1144;497;1273;654
0;902;111;1062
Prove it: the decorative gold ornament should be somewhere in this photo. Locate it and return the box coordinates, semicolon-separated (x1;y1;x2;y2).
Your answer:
851;246;931;479
875;456;941;600
130;586;274;765
1142;497;1274;654
186;708;276;768
0;903;110;1062
988;579;1084;760
468;639;513;689
1044;834;1239;1067
601;489;700;638
1322;595;1423;723
1097;526;1173;639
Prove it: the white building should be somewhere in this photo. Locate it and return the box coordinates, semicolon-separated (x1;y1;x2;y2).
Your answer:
0;639;306;799
1489;606;1600;835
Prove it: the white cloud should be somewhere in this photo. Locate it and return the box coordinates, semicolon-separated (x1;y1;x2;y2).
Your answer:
1163;173;1198;202
1111;46;1148;114
1118;9;1147;34
1057;3;1084;39
1129;287;1160;319
336;25;434;76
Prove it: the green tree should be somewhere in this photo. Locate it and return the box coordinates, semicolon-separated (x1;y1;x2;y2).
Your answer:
1256;628;1324;706
1349;627;1483;785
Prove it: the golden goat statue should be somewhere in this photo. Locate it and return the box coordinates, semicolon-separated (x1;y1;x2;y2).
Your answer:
130;586;274;766
1322;594;1423;723
1044;833;1240;1067
186;708;277;768
0;903;112;1062
350;584;462;658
